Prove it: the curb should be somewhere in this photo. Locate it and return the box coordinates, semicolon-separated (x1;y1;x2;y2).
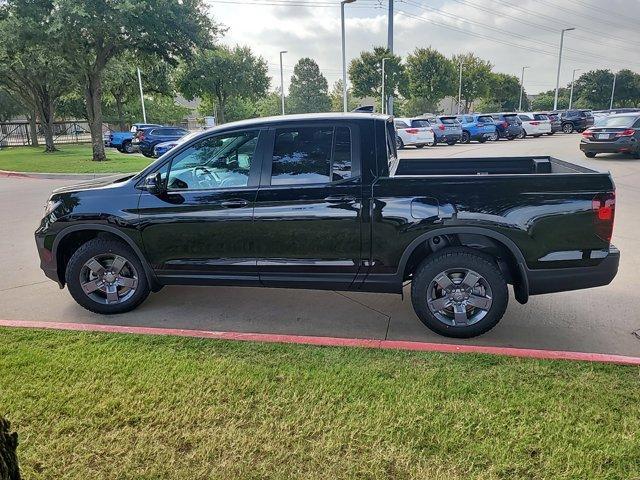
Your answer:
0;170;116;180
1;319;639;366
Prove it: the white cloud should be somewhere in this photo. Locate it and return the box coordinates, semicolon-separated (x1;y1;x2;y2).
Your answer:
206;0;640;95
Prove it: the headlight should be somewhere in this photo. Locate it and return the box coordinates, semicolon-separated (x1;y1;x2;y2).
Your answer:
44;199;62;216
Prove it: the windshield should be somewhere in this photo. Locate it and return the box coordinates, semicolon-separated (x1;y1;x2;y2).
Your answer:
599;116;637;128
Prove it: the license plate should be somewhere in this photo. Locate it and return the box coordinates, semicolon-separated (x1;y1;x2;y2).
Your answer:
597;133;609;139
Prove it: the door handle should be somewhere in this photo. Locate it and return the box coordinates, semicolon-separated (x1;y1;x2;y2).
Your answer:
324;195;356;203
219;199;249;208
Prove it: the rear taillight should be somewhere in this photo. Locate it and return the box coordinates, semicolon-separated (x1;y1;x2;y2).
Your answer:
592;192;615;242
582;129;593;138
615;129;635;137
138;132;145;141
501;121;508;128
530;121;539;126
405;128;419;134
438;124;445;131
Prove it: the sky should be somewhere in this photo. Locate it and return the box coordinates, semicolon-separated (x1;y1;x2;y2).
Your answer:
205;0;640;96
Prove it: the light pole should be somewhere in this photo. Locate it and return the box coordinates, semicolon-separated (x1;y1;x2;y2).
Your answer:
568;68;581;110
387;0;394;115
610;72;617;110
137;67;147;123
553;27;575;111
279;51;287;115
457;60;463;114
381;58;389;114
341;0;356;112
518;66;529;112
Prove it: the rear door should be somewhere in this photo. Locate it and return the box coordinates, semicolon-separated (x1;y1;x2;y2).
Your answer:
253;122;363;289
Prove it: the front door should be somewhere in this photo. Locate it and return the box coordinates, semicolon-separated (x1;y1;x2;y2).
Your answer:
253;123;363;289
137;128;264;285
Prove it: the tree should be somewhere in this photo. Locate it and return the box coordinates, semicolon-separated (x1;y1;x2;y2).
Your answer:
612;69;640;108
573;69;615;110
329;79;359;112
349;47;406;107
451;53;493;113
287;58;331;114
257;91;283;118
0;3;73;151
482;72;528;112
404;47;456;114
25;0;217;160
0;90;26;122
530;88;569;111
178;46;269;125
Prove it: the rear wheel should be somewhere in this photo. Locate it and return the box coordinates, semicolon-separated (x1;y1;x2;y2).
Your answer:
461;131;471;144
66;238;150;314
584;151;596;158
415;144;425;149
563;123;574;134
446;140;457;146
547;132;555;136
490;132;499;141
478;138;487;143
427;139;436;147
533;134;542;138
122;140;134;154
411;248;508;338
517;130;526;139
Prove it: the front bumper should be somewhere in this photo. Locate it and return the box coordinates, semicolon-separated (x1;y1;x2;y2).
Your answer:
527;245;620;295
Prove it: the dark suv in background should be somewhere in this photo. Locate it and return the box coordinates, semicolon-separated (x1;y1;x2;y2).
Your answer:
489;113;523;140
133;126;190;157
556;110;594;133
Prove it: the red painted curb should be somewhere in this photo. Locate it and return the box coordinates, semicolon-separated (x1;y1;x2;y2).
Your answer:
1;319;639;366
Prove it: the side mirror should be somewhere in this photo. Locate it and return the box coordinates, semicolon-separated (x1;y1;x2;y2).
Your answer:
142;172;163;194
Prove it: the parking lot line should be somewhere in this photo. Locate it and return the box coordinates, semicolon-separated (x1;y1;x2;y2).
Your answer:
1;319;639;366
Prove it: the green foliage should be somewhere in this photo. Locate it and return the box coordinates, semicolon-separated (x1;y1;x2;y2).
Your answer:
482;72;527;112
349;47;406;102
0;89;25;121
573;69;615;110
609;69;640;108
404;47;455;113
178;46;269;124
329;79;359;112
287;58;331;114
452;52;493;113
257;92;283;118
531;88;569;111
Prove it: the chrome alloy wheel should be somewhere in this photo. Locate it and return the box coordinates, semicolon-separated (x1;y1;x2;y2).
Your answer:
426;268;493;327
79;254;138;305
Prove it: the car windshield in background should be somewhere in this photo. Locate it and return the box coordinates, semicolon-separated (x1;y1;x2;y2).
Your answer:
411;120;430;127
600;116;637;128
440;117;457;124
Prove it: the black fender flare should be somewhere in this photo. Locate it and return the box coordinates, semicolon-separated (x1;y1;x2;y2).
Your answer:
397;226;529;304
52;224;159;289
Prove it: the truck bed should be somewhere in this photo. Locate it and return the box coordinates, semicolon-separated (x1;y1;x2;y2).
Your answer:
393;156;595;176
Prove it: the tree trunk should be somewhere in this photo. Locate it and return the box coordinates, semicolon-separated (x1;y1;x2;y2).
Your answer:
116;98;125;132
85;72;107;161
38;97;57;153
27;112;39;147
0;416;20;480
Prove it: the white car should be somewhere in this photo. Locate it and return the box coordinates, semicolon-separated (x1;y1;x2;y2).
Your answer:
394;117;435;149
518;113;552;137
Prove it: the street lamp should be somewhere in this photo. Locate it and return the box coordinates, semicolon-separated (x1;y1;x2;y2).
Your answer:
381;58;390;114
610;72;617;110
457;60;463;115
553;27;575;111
518;66;529;112
137;67;147;123
341;0;356;113
279;51;287;115
568;68;581;110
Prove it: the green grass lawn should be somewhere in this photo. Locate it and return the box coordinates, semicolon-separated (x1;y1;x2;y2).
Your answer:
1;328;638;480
0;144;153;173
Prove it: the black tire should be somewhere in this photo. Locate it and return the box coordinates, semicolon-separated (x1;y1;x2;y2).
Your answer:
584;151;596;158
66;238;150;314
397;137;405;150
141;150;155;158
116;146;124;153
427;140;437;147
121;140;134;154
507;136;515;141
411;248;508;338
517;130;526;139
478;138;487;143
563;123;574;134
547;132;554;136
533;134;542;138
415;144;425;149
461;131;471;144
446;140;457;146
632;151;640;159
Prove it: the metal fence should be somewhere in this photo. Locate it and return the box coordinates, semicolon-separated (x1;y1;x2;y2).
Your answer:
0;121;95;147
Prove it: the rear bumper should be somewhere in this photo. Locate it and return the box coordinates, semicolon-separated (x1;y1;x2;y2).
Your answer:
580;138;639;154
527;245;620;295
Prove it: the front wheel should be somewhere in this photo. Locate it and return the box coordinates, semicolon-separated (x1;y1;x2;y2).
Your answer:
122;140;135;154
517;130;526;139
563;123;574;134
66;238;150;314
411;248;508;338
461;131;470;144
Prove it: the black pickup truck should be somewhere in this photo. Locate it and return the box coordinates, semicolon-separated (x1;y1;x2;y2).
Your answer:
35;113;619;338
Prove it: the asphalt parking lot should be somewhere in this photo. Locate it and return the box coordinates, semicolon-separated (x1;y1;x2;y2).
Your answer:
1;133;639;355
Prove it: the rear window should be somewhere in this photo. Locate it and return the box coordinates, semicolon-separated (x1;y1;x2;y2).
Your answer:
600;116;637;128
477;116;494;123
533;114;548;120
394;121;409;129
504;115;520;124
411;119;430;128
518;115;531;121
440;117;458;125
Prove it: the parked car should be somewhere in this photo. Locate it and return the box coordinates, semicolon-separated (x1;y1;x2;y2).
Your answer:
105;123;161;153
545;112;562;134
394;117;435;149
133;126;189;158
455;114;497;143
517;113;552;138
35;113;619;338
423;115;462;145
488;113;523;140
152;131;203;158
555;109;594;133
580;113;640;158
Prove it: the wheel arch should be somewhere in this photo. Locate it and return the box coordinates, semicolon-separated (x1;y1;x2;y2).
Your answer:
53;224;159;290
398;227;529;304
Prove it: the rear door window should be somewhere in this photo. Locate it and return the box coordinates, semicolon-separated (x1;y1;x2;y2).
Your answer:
410;120;430;128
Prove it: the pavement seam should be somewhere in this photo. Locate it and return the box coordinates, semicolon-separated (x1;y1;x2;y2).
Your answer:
0;280;49;292
331;291;392;340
